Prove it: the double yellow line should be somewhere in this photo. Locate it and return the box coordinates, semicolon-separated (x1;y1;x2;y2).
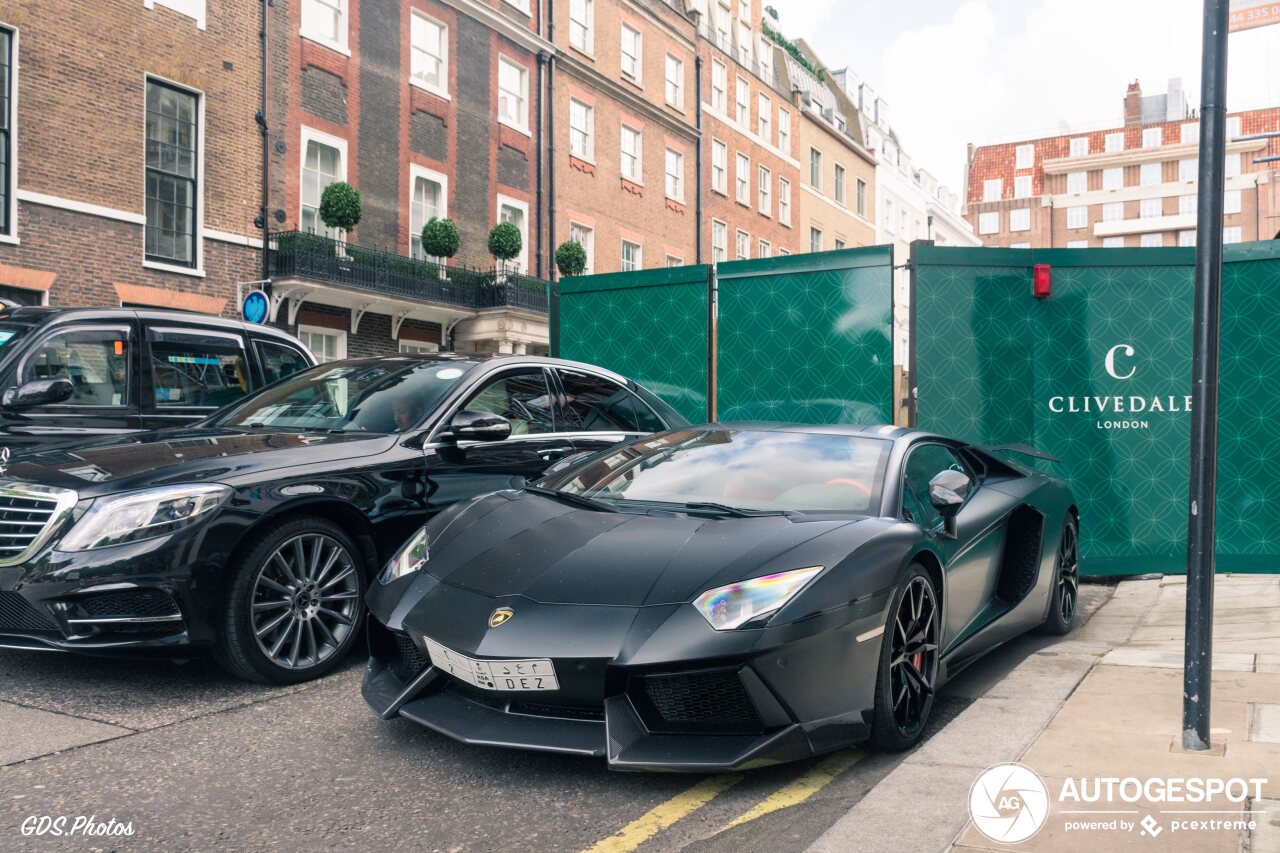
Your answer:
581;749;865;853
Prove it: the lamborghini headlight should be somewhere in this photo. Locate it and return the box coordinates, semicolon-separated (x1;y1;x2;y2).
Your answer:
57;484;232;551
380;526;429;584
692;566;823;631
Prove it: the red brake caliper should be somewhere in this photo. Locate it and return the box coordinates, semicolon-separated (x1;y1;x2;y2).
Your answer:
911;651;924;671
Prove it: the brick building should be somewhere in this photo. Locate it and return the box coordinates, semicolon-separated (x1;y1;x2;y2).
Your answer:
0;0;262;313
964;79;1280;249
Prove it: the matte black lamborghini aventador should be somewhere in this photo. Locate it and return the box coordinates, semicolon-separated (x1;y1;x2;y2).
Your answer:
362;424;1080;771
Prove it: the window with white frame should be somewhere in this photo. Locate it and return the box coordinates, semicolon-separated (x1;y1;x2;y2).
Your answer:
978;211;998;234
1015;144;1034;169
1140;197;1162;219
711;59;727;113
409;166;446;259
1067;240;1088;249
1066;206;1087;229
757;93;770;139
1226;152;1241;178
778;108;790;152
1014;175;1032;198
664;148;684;201
569;222;594;274
398;338;439;354
620;124;642;182
735;229;749;260
145;79;201;268
569;0;593;52
982;178;1001;202
1140;233;1163;247
737;18;751;65
1181;122;1200;144
569;99;594;160
144;0;207;29
834;238;846;250
711;219;727;263
1224;189;1242;215
301;0;346;50
810;148;823;191
809;227;822;253
0;27;12;239
498;58;528;131
497;196;529;272
300;129;344;238
778;177;791;226
1009;242;1031;249
1105;132;1125;153
758;165;770;214
665;54;683;108
298;326;346;363
834;163;846;205
715;0;730;46
710;138;726;193
1227;116;1242;138
502;0;530;13
1139;162;1161;186
735;76;749;126
1178;230;1196;247
410;12;447;95
666;255;683;268
1069;137;1088;157
1102;201;1124;221
1224;226;1243;244
855;178;866;216
1103;236;1125;248
1102;167;1123;190
621;24;642;83
735;152;749;204
758;239;771;257
621;239;642;271
1010;208;1030;232
1142;127;1162;148
1066;172;1087;193
1179;157;1197;181
1179;194;1197;216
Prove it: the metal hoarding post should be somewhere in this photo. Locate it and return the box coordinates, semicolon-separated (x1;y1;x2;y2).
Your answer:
707;262;718;423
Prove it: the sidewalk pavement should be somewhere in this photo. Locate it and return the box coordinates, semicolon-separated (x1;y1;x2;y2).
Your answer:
807;574;1280;853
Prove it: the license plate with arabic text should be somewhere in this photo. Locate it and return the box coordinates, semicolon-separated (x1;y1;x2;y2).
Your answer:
423;637;559;691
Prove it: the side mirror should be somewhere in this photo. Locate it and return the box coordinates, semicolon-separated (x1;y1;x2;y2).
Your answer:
928;469;971;539
2;378;75;410
445;410;511;443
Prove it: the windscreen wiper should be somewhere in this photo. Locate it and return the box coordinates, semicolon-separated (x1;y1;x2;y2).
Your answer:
524;484;618;513
681;501;789;518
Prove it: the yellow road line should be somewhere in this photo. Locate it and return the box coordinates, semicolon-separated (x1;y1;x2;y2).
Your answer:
722;749;865;830
581;774;742;853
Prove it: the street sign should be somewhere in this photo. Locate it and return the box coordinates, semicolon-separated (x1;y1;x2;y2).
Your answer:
241;289;269;324
1229;0;1280;31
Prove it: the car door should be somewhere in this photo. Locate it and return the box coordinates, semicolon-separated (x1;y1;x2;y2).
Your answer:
552;367;663;455
0;321;141;446
140;325;254;432
423;366;572;511
900;442;1003;649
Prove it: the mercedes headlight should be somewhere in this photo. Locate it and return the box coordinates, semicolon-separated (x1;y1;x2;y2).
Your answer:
692;566;823;631
380;526;429;584
57;484;232;551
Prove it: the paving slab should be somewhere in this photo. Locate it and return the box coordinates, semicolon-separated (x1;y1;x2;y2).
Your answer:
0;702;132;765
1260;655;1280;675
1249;799;1280;853
1250;703;1280;744
1099;648;1256;672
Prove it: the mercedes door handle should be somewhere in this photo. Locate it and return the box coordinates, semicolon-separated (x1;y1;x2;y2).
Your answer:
537;446;571;461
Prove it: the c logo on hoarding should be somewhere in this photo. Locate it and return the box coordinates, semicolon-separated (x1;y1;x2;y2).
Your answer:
488;607;514;628
1105;344;1136;380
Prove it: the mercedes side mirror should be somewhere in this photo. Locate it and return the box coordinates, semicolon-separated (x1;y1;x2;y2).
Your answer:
928;469;971;539
2;378;75;410
445;410;511;443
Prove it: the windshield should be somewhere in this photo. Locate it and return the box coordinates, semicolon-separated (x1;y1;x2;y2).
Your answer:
208;359;477;433
0;322;33;353
548;429;892;514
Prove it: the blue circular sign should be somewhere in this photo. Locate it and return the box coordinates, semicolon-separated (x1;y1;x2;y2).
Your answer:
242;290;269;324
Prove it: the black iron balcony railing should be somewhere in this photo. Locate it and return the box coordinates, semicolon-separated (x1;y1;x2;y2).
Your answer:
269;231;549;314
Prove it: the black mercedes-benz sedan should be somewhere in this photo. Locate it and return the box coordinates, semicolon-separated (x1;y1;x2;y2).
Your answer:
0;354;686;683
363;425;1078;771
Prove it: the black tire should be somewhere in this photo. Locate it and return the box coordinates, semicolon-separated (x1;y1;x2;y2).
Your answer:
214;516;366;684
1039;514;1080;636
869;564;941;751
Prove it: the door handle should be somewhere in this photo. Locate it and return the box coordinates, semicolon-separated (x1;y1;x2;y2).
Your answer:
537;446;571;460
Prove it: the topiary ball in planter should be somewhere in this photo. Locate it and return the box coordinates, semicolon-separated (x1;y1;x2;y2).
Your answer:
319;182;363;233
488;221;523;264
422;217;460;261
555;240;588;277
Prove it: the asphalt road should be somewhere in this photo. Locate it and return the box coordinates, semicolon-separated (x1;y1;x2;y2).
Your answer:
0;585;1112;853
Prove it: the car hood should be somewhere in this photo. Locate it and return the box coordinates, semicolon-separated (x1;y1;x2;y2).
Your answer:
0;427;396;496
423;491;878;607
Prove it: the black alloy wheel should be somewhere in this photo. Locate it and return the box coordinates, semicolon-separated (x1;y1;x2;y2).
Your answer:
1040;515;1080;636
870;566;940;751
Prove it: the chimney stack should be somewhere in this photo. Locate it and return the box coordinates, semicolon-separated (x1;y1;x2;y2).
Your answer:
1124;79;1143;128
